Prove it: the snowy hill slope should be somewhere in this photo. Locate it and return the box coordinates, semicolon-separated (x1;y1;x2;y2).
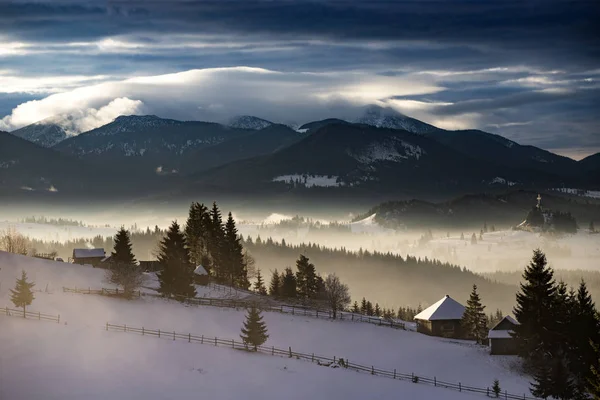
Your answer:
0;251;533;399
10;117;68;147
228;115;274;130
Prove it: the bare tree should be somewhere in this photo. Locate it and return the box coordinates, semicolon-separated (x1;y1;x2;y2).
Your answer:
324;274;351;319
105;263;145;299
243;249;257;280
0;226;29;255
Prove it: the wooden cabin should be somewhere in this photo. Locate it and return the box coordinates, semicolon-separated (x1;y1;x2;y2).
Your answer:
194;265;209;285
489;316;519;355
414;295;466;339
72;248;106;267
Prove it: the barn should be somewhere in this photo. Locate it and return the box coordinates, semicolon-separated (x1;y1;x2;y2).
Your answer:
414;295;466;339
489;316;519;355
194;265;209;285
72;248;106;267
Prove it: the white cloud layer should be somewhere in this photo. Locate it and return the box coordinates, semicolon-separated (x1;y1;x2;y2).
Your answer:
0;67;443;132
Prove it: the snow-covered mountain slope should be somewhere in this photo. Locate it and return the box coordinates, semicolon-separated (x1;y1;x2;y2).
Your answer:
0;251;533;400
228;115;273;130
9;117;68;147
83;115;181;137
355;104;441;134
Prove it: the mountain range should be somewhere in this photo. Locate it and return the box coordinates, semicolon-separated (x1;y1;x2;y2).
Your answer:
2;105;599;202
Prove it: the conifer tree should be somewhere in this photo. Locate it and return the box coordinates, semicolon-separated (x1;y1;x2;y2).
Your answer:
157;221;196;300
374;303;381;317
268;269;281;297
492;379;501;398
471;233;478;245
360;297;368;314
352;301;360;313
589;340;600;399
461;284;488;344
223;213;248;289
10;270;35;314
185;202;211;272
295;254;318;301
240;306;269;351
281;267;297;298
254;269;268;296
107;227;143;298
590;220;596;233
208;202;225;280
513;249;557;368
366;301;374;316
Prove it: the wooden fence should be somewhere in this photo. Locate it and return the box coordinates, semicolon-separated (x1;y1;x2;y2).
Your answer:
1;307;60;323
63;287;141;298
63;286;405;329
106;322;538;400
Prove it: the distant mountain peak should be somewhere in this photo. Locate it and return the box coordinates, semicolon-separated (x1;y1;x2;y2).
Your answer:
228;115;273;130
355;104;440;134
84;114;181;137
9;116;68;148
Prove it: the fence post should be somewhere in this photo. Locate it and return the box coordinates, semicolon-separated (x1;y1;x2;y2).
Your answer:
88;287;91;294
505;391;507;400
316;310;318;318
289;347;292;358
371;366;374;375
334;356;336;363
215;337;217;346
106;322;108;331
292;307;294;315
352;314;354;321
434;377;436;386
38;311;40;320
459;382;461;392
312;353;314;362
201;335;204;344
272;346;274;355
57;314;60;324
232;339;234;348
158;329;161;338
394;369;396;379
142;327;145;335
173;331;175;341
124;324;127;332
189;333;191;343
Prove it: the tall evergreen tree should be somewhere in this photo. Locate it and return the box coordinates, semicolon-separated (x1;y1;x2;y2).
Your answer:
352;301;360;313
185;202;211;272
208;202;225;280
281;267;297;298
589;339;600;399
360;297;368;314
374;303;381;317
254;269;268;296
223;213;249;288
513;249;558;368
157;221;196;300
295;254;318;301
10;270;35;313
107;227;143;298
461;284;488;344
268;269;281;297
240;306;269;351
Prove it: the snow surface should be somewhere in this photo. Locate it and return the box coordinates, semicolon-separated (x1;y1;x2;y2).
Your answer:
413;295;465;321
489;177;517;186
349;214;395;235
0;251;533;400
551;188;600;199
350;139;424;164
273;174;342;188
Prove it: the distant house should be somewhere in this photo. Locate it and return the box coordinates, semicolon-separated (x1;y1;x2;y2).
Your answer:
139;260;162;272
414;295;466;339
489;316;519;355
194;265;209;286
72;248;105;267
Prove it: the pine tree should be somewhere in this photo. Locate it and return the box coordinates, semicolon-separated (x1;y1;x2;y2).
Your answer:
223;213;248;289
185;202;211;272
268;269;281;297
461;284;488;344
374;303;381;317
589;339;600;399
281;267;297;298
254;269;267;296
352;301;360;313
240;306;269;351
295;255;318;301
157;221;196;300
208;202;225;281
471;233;478;245
366;301;374;316
492;379;501;398
107;227;143;298
361;297;368;314
513;249;557;368
10;270;35;314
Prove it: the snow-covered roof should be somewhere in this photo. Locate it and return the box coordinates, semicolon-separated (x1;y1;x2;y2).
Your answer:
488;330;514;339
490;315;519;331
73;248;105;259
194;265;208;276
414;295;465;321
502;315;519;325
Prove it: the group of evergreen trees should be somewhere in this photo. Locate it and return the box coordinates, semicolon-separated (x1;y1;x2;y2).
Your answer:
349;297;422;321
266;255;326;303
513;249;600;399
185;202;249;289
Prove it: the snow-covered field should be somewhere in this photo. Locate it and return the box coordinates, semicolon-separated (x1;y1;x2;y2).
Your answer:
0;252;533;399
551;188;600;199
272;174;342;188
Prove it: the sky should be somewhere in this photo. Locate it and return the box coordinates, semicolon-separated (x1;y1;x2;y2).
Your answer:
0;0;599;159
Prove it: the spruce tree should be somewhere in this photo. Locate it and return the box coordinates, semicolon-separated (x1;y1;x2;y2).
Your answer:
590;220;596;233
360;297;368;314
240;306;269;351
269;269;281;297
10;270;35;314
352;301;360;313
107;227;143;298
374;303;381;317
157;221;196;300
295;254;318;301
208;202;225;281
185;202;211;272
492;379;501;398
223;213;248;289
461;284;488;344
513;249;557;368
254;269;268;296
281;267;297;298
366;301;374;316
